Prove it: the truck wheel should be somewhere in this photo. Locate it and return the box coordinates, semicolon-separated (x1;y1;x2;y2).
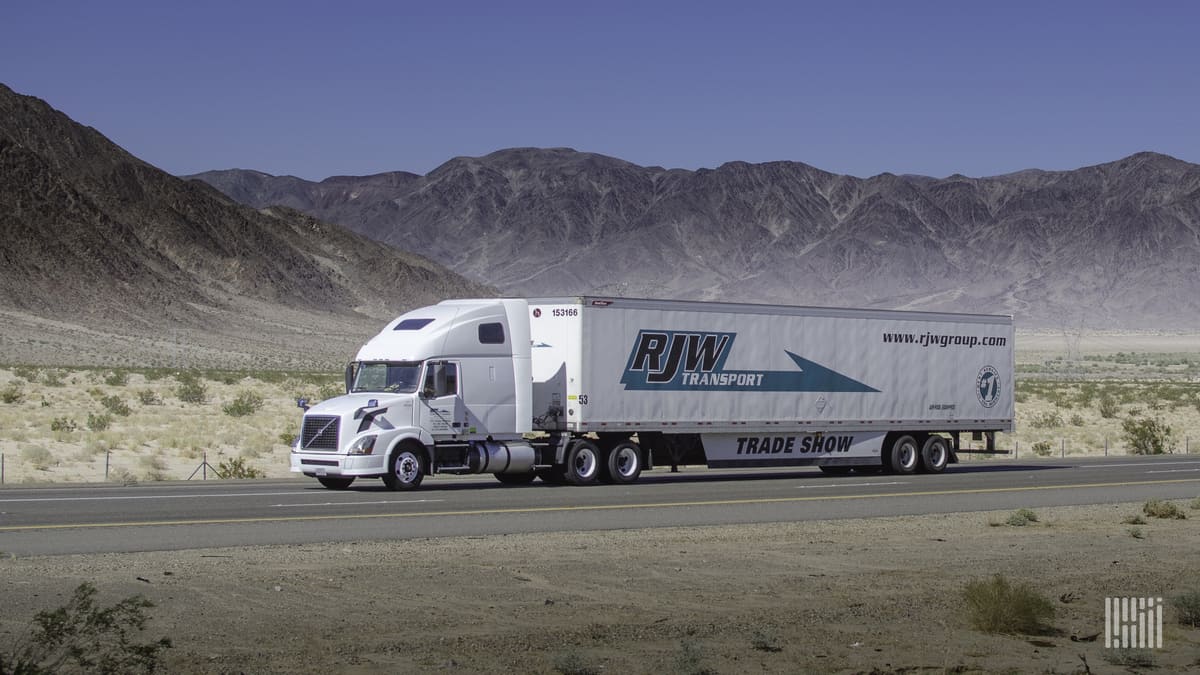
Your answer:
495;472;537;485
317;476;355;490
565;440;601;485
920;436;950;473
383;445;426;490
604;441;643;484
888;435;920;475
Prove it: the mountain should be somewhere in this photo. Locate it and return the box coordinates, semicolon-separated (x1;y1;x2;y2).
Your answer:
192;148;1200;330
0;84;494;368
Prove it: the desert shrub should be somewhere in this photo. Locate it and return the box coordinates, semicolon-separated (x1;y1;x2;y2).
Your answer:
139;454;168;481
1191;496;1200;510
137;389;162;406
963;574;1055;634
222;391;264;417
1142;499;1186;520
86;413;113;432
42;369;65;387
20;445;53;470
1029;411;1063;429
1121;514;1146;525
1103;648;1155;668
675;639;714;675
1173;590;1200;627
100;395;131;417
750;629;782;653
1122;416;1176;455
1068;413;1085;427
103;370;129;387
0;582;171;673
278;431;297;446
13;365;39;381
318;382;343;400
176;379;207;405
1128;527;1144;539
1006;508;1039;526
217;456;264;479
552;650;600;675
1032;441;1053;457
49;417;77;433
1;382;23;404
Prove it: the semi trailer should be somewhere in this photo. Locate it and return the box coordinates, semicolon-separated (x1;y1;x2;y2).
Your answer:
291;297;1014;490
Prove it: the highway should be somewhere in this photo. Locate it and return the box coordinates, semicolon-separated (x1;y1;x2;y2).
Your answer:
1;455;1199;556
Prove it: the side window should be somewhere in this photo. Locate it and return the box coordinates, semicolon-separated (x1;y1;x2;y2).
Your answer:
423;362;459;397
478;322;505;344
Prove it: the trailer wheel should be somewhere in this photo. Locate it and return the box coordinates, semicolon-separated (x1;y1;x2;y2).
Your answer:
565;440;601;485
920;436;950;473
604;441;643;484
888;435;920;475
317;476;355;490
382;445;426;490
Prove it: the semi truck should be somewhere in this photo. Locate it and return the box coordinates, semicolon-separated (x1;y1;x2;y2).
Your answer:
291;297;1014;490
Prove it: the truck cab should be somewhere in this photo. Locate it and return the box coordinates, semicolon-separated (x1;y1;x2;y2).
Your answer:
290;299;535;490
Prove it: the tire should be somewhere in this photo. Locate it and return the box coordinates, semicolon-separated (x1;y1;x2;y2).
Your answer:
920;435;950;474
888;435;920;475
317;476;355;490
495;471;537;485
604;441;643;484
565;439;601;485
819;465;853;475
382;445;426;490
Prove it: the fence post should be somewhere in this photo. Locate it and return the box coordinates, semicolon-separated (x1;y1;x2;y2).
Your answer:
1061;438;1066;458
1;453;4;484
1104;437;1108;456
1014;441;1018;459
105;450;110;481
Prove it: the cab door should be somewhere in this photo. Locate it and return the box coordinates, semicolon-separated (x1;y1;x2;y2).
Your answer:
419;361;462;436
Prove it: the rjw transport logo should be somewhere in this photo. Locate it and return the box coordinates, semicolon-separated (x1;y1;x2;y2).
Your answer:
619;330;878;393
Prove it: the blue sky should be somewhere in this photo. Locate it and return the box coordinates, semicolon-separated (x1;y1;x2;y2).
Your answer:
4;1;1197;180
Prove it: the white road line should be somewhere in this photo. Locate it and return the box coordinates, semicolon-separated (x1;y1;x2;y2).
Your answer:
799;481;909;489
0;491;348;504
1145;468;1200;474
271;499;443;508
1087;461;1200;468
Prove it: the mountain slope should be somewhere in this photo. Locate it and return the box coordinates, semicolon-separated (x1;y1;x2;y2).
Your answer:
0;83;493;367
193;149;1200;329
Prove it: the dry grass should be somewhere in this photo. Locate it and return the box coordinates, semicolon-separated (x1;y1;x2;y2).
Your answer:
0;367;338;483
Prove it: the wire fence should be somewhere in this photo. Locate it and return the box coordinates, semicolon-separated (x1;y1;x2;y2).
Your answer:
0;450;230;485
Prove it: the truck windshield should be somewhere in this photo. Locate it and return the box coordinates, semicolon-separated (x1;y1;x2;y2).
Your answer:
352;362;422;393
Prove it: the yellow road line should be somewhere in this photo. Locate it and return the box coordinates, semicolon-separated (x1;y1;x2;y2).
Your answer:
1;477;1198;532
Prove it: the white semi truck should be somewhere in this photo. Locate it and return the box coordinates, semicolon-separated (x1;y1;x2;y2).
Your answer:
291;297;1014;490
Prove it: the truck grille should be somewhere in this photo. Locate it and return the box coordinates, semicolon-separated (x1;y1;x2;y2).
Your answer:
300;415;340;451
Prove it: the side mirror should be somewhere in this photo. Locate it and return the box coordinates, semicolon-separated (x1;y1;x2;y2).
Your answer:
296;398;310;411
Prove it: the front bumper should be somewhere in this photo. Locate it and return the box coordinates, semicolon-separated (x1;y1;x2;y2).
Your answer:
290;452;387;477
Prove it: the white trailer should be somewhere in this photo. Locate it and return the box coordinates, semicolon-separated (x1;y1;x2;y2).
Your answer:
291;297;1014;489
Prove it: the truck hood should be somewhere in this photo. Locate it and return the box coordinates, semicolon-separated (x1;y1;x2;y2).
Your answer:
306;393;412;417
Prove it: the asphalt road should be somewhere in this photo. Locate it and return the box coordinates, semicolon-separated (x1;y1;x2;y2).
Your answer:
2;456;1199;556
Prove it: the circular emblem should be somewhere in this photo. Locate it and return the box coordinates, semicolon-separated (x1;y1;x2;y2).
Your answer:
976;366;1000;408
532;308;542;318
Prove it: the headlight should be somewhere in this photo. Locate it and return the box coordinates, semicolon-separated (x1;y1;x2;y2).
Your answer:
348;435;377;455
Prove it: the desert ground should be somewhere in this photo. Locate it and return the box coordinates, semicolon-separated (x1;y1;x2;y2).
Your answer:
1;502;1199;673
1;332;1199;672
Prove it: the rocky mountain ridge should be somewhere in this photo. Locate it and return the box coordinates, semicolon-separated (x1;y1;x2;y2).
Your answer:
193;148;1200;329
0;83;493;367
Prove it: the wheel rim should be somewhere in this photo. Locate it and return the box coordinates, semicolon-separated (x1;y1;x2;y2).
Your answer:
394;452;419;483
928;442;947;468
573;447;597;479
613;446;638;478
897;441;918;470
